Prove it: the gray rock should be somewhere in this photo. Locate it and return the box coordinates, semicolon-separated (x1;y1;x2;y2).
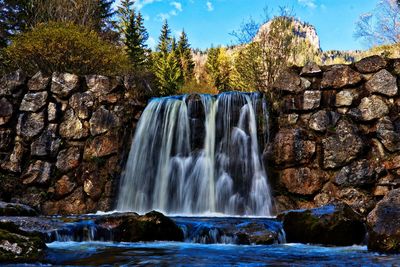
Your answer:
27;71;50;91
56;147;82;173
272;70;304;93
365;69;398;97
377;117;400;152
335;159;377;187
335;90;356;107
86;75;120;98
51;72;79;98
59;109;89;140
30;125;61;157
354;55;387;74
300;62;322;76
0;69;26;96
0;141;25;173
21;160;52;185
69;92;94;120
0;97;13;125
19;91;48;112
303;90;321;110
89;106;120;136
322;120;364;169
0;202;38;216
321;65;362;89
16;112;45;140
309;110;329;132
358;95;389;121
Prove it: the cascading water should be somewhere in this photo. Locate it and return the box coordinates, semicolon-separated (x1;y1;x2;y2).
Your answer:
117;92;273;216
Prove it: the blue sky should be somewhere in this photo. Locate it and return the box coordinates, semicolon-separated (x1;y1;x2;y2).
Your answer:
115;0;379;51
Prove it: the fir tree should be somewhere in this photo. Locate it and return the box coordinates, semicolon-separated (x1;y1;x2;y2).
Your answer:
117;0;134;39
157;20;171;55
154;52;181;95
177;30;195;82
125;11;149;71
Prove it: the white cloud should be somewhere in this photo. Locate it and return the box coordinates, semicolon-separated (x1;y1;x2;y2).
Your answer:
158;12;171;21
135;0;163;10
206;1;214;11
147;36;157;50
170;1;183;12
298;0;317;9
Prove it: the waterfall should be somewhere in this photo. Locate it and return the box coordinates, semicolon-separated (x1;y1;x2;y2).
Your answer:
117;92;273;216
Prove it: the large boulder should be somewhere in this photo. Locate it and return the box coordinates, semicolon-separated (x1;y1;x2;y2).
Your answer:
308;110;329;132
54;175;76;197
365;69;398;97
89;106;120;136
358;95;389;121
51;72;79;98
1;141;25;173
334;159;378;187
59;109;89;140
354;55;387;73
16;111;45;140
376;117;400;152
280;167;328;195
42;188;86;215
30;125;61;157
69;92;94;120
0;98;13;125
322;120;364;169
272;70;305;93
56;147;82;173
84;132;119;159
86;75;120;98
270;128;315;167
27;71;50;91
321;65;362;89
367;188;400;253
335;89;356;107
94;211;184;242
302;90;321;110
21;160;52;185
19;92;48;112
278;203;366;246
0;69;26;96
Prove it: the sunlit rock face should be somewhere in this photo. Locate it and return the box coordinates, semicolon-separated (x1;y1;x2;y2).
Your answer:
117;92;273;216
267;56;400;220
0;69;145;215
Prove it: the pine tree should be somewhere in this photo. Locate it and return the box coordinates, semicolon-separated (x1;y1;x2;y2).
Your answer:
117;0;134;39
117;0;149;71
177;30;195;83
97;0;116;32
157;20;171;55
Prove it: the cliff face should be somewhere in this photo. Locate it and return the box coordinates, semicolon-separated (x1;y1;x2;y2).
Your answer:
267;55;400;216
0;71;145;215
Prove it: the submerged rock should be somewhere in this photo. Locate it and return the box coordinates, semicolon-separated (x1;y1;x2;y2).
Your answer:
278;203;366;246
367;188;400;253
95;211;184;242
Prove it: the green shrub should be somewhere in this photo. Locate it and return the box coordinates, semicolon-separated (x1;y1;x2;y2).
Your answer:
5;22;130;75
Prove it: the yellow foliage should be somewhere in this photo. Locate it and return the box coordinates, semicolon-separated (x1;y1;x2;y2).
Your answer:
178;79;219;95
5;22;130;75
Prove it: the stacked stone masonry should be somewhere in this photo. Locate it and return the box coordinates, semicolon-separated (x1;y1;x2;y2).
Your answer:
267;55;400;217
0;70;144;215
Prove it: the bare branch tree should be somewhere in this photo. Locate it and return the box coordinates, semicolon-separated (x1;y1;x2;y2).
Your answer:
355;0;400;46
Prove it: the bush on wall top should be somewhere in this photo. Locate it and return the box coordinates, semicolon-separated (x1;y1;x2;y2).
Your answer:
5;22;131;76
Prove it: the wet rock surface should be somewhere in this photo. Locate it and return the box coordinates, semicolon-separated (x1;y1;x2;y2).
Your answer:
278;203;366;246
367;188;400;253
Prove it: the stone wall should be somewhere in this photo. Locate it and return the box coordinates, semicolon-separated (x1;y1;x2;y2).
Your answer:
267;55;400;216
0;70;144;215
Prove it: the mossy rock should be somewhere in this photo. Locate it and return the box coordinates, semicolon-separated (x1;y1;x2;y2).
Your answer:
0;223;46;263
0;201;38;216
